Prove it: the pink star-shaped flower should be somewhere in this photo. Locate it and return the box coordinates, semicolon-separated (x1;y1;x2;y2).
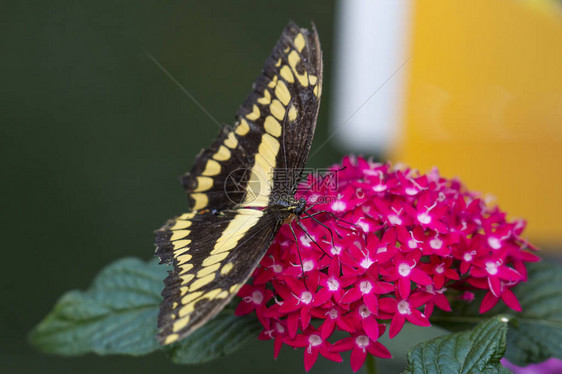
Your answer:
379;292;433;338
289;327;343;372
333;332;391;372
385;250;433;299
421;255;459;289
470;258;523;297
235;155;537;372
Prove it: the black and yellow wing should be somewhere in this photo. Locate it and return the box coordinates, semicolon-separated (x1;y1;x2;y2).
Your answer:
155;22;322;345
155;209;282;344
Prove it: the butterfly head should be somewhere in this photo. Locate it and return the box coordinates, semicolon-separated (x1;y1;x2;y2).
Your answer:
276;195;307;217
293;197;307;217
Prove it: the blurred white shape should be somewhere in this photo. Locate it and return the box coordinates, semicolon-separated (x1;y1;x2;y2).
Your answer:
330;0;412;155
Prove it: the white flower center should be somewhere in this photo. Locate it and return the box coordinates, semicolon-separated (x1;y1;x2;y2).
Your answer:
388;214;402;225
406;186;418;195
331;245;342;256
463;252;473;262
357;219;370;233
358;304;371;319
300;235;313;247
275;322;285;334
408;231;422;249
327;277;340;291
398;262;412;277
272;264;282;273
397;300;411;315
363;168;379;176
355;335;370;351
435;263;445;274
302;260;314;272
485;261;499;276
430;237;443;249
327;308;338;319
488;237;502;250
377;245;387;254
373;183;387;192
360;257;374;269
359;280;373;294
300;291;313;305
331;200;346;212
251;290;263;304
308;334;322;347
417;212;431;224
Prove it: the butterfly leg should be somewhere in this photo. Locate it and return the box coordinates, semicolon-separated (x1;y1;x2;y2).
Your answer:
303;211;336;256
288;221;309;290
295;216;329;257
305;208;358;229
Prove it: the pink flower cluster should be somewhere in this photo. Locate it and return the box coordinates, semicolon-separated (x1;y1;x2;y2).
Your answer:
235;156;539;372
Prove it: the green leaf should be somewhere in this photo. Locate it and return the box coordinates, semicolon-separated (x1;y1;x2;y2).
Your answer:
404;316;510;374
29;258;165;355
29;257;261;363
431;261;562;366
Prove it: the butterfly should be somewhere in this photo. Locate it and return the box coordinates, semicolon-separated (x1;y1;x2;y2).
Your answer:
154;22;322;345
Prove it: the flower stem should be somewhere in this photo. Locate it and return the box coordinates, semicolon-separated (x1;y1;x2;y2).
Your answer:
365;354;378;374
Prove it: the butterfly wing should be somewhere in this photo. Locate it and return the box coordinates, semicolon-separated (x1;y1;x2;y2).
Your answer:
156;22;322;344
155;209;280;344
235;22;323;205
181;22;322;211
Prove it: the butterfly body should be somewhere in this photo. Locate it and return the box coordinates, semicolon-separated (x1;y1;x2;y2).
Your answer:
155;22;322;345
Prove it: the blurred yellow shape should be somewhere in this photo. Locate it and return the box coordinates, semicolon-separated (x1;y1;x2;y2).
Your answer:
392;0;562;248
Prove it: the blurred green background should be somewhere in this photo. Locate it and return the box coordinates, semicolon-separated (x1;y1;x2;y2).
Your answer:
1;1;447;373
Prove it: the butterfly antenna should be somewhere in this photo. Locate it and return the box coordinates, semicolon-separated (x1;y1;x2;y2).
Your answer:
288;221;309;290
